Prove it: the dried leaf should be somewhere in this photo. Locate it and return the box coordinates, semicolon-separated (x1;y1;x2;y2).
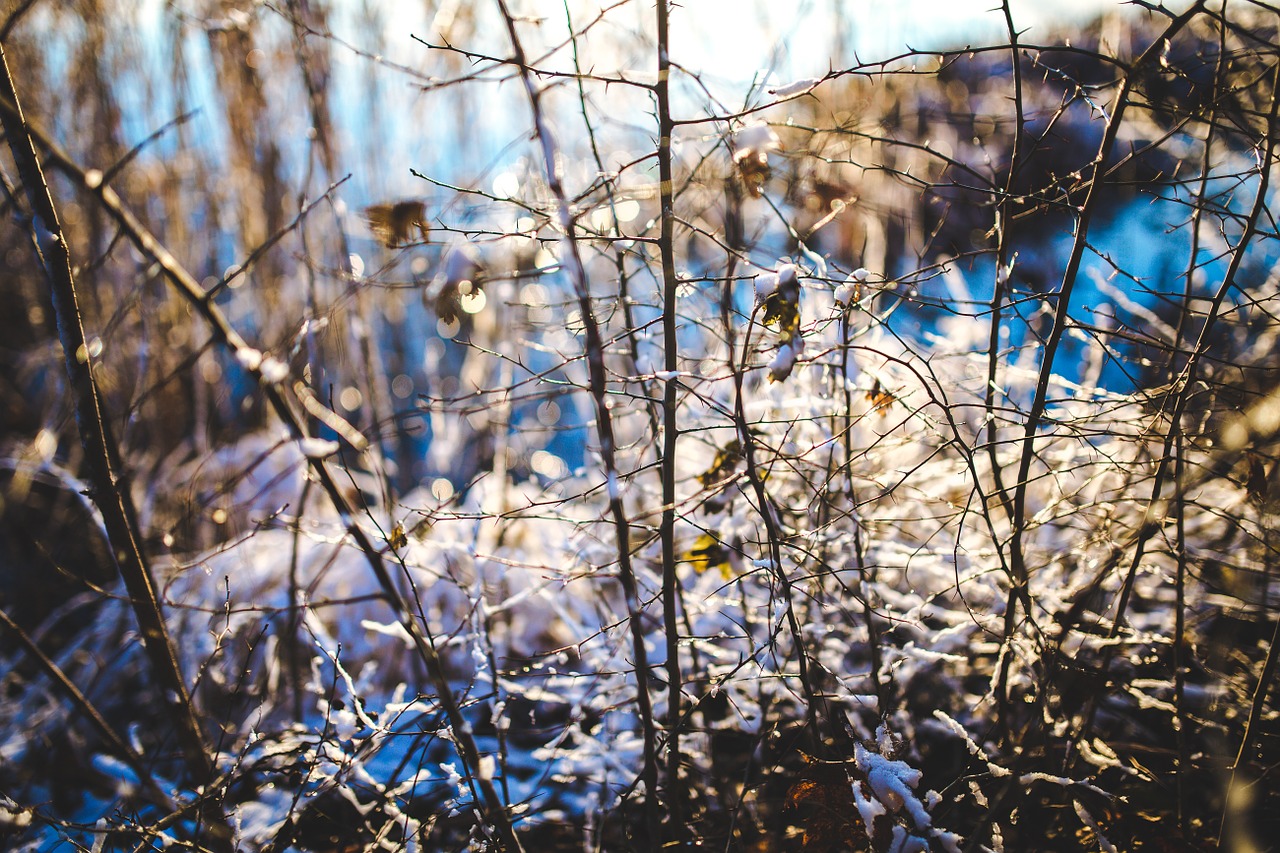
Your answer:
364;200;428;248
699;439;744;487
1246;452;1269;505
867;379;897;415
785;754;869;852
733;122;781;197
735;149;772;197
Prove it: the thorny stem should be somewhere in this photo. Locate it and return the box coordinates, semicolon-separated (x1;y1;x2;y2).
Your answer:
561;0;662;447
561;0;704;694
492;1;662;845
655;0;688;838
835;310;890;714
985;0;1024;520
988;5;1025;740
1173;429;1190;834
1028;8;1234;813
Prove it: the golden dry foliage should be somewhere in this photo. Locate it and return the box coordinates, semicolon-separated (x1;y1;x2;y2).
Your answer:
734;146;772;198
387;521;408;551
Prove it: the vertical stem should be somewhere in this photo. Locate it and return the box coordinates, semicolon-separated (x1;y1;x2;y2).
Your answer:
988;2;1027;744
1065;5;1273;790
655;0;686;839
1110;43;1278;638
986;0;1024;518
1173;430;1189;835
732;312;823;746
1169;17;1226;825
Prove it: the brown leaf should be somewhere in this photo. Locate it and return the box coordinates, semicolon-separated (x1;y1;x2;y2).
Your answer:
867;379;897;415
1246;452;1269;505
785;756;869;852
698;439;744;487
364;200;428;248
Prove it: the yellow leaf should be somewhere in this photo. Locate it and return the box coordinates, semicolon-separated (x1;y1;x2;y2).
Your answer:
681;533;734;579
388;522;408;551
